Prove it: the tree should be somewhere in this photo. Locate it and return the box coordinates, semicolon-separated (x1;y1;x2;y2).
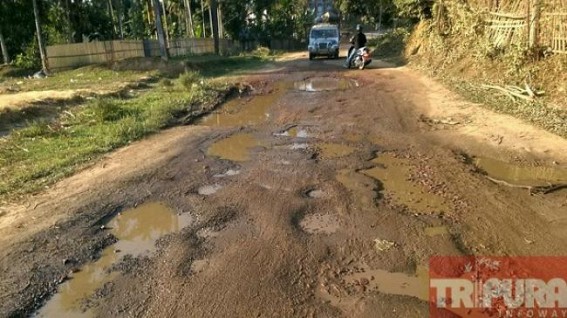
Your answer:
32;0;48;71
152;0;169;60
0;27;9;64
183;0;195;37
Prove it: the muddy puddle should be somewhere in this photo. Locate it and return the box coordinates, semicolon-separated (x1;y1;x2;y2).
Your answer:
344;265;429;301
207;133;260;162
275;127;309;138
299;213;340;234
317;143;355;159
294;77;358;92
199;83;288;127
34;203;192;318
425;226;449;237
362;154;449;213
474;157;567;186
335;169;377;208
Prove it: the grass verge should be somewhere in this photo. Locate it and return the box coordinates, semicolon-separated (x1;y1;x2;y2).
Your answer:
0;52;271;200
372;29;567;139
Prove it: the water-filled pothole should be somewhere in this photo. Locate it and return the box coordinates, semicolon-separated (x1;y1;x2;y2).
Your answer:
207;133;260;162
294;77;358;92
425;226;449;237
275;127;309;138
34;203;192;318
199;82;288;127
362;154;449;213
474;157;567;186
343;265;428;300
317;143;355;159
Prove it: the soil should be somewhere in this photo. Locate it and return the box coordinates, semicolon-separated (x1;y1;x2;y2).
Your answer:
1;49;567;317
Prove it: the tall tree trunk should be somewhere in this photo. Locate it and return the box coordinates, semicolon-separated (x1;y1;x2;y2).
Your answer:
146;0;154;37
0;27;10;64
162;0;170;45
208;3;213;38
201;0;206;38
151;0;169;60
210;0;219;54
32;0;48;72
65;0;73;43
183;0;195;37
118;8;124;39
217;3;223;39
108;0;117;37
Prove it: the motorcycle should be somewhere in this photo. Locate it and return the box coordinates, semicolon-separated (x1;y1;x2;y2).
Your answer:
347;46;372;70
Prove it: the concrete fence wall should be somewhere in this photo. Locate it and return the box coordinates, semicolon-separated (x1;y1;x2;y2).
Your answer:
46;37;304;70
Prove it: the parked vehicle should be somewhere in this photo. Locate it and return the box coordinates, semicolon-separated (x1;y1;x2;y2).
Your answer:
347;46;372;70
308;24;340;60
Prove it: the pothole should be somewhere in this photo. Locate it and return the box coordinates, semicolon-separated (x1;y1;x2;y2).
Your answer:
213;169;240;178
34;203;192;318
425;226;449;237
342;265;428;300
294;77;358;92
306;189;325;198
299;213;340;234
362;154;449;213
317;143;355;159
191;259;209;273
207;133;260;162
474;157;567;186
198;184;223;196
198;83;288;127
290;143;309;150
274;127;309;138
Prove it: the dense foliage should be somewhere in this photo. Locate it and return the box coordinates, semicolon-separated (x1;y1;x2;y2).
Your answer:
0;0;433;68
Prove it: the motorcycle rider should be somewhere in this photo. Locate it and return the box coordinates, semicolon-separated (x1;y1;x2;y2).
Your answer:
345;24;367;68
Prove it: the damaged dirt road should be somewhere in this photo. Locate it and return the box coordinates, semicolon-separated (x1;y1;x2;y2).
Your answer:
2;53;567;317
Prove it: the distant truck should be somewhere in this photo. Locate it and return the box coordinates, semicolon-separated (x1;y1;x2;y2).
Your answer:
308;23;340;60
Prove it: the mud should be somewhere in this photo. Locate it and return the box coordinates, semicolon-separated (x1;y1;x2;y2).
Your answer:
294;77;358;92
341;265;429;301
299;213;340;234
362;154;449;213
474;156;567;186
4;52;567;318
317;143;356;159
33;203;191;318
206;133;260;162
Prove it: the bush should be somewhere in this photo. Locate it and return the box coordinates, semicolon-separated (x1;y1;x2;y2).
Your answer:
178;71;202;90
92;98;125;122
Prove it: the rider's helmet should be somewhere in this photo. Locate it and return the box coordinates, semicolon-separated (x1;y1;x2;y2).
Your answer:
356;24;362;32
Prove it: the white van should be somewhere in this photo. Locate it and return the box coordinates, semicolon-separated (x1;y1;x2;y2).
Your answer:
308;24;340;60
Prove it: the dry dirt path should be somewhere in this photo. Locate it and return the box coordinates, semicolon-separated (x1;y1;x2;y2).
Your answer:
1;53;567;317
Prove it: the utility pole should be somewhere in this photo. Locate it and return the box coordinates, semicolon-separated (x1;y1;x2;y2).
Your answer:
152;0;169;60
32;0;48;72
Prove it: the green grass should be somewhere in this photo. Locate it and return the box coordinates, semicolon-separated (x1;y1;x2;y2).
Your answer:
0;71;231;198
0;65;155;93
